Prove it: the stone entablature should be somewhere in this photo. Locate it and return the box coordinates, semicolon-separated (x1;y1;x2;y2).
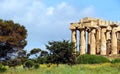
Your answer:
70;17;120;55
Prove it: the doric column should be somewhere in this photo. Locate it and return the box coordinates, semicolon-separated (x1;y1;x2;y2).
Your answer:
100;26;107;55
89;27;96;55
79;29;86;55
70;23;77;54
71;29;77;53
96;28;101;54
111;24;118;54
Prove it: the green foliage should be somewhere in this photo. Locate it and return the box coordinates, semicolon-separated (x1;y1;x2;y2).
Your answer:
30;48;41;55
6;59;22;67
0;19;27;61
38;57;48;64
111;58;120;63
3;64;120;74
34;63;40;69
46;40;76;65
23;60;34;69
0;63;7;73
29;48;41;59
77;54;110;64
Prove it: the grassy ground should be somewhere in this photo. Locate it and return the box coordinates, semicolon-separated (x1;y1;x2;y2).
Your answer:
1;63;120;74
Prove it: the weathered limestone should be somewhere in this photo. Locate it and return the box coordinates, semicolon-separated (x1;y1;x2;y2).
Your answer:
100;26;107;55
70;23;77;53
96;28;101;54
70;17;120;56
111;24;118;54
118;32;120;39
79;29;86;54
89;27;96;54
106;30;111;40
71;29;77;53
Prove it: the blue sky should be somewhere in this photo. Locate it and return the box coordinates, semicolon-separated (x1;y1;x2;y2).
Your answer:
0;0;120;52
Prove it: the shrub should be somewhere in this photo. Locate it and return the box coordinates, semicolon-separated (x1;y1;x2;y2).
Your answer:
38;57;47;64
77;54;110;64
0;64;7;73
111;58;120;63
34;63;40;69
23;60;34;69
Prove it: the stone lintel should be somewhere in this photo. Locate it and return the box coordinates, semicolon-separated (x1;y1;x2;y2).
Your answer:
106;29;111;32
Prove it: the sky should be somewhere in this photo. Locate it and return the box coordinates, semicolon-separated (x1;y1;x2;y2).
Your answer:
0;0;120;52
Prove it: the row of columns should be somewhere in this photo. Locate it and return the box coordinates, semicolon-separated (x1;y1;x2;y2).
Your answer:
71;25;119;55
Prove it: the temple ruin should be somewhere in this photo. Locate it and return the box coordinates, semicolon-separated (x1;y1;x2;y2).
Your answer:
70;17;120;55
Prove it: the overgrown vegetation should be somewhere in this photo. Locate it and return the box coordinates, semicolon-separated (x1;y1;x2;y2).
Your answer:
46;40;76;65
111;58;120;63
0;63;7;73
3;64;120;74
77;54;110;64
23;60;34;69
0;19;27;61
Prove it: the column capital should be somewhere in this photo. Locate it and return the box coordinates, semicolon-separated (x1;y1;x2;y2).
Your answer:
99;25;107;28
70;23;78;30
78;27;85;31
89;26;97;34
110;24;119;27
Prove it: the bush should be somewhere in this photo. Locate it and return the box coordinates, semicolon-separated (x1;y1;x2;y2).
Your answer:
0;64;7;73
34;63;40;69
23;60;34;69
77;54;110;64
38;57;47;64
111;58;120;63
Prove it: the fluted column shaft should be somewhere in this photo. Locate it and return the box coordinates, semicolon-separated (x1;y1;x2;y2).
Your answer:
100;27;106;55
111;27;117;54
96;28;101;54
90;28;96;55
71;29;77;53
80;29;86;55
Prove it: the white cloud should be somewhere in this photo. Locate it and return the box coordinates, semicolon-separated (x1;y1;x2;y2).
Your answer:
0;0;96;51
46;7;54;15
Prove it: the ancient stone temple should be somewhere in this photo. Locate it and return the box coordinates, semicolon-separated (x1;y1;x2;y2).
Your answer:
70;17;120;55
